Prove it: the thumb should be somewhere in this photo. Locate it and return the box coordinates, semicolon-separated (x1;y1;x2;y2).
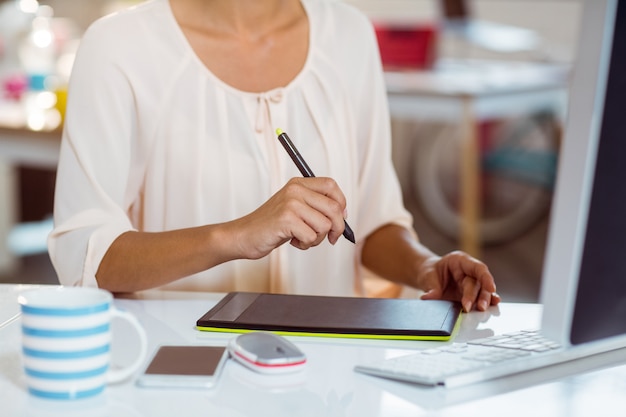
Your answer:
420;288;442;300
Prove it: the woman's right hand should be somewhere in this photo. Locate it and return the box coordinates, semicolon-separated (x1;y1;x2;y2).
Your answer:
227;177;349;259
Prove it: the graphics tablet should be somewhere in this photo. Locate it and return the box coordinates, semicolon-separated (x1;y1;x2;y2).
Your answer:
196;292;462;341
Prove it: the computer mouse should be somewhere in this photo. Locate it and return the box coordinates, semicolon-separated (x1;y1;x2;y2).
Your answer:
227;332;307;374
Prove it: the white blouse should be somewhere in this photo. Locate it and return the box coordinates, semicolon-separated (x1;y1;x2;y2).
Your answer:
48;0;414;296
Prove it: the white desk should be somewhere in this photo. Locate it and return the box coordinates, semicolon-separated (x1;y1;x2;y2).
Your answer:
2;284;626;417
385;59;569;256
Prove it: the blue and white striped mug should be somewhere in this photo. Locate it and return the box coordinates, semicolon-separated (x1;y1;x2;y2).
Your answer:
18;287;148;400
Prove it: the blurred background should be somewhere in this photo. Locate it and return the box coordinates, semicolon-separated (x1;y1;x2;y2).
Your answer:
0;0;582;303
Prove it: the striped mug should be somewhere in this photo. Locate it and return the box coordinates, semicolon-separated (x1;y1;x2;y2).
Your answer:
18;286;148;400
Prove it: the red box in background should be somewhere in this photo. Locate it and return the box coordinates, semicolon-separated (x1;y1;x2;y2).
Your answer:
374;23;439;70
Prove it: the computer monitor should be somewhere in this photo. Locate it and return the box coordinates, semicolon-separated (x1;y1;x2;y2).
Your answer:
540;0;626;350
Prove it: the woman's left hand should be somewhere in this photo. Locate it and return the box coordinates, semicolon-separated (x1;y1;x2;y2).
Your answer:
417;251;501;312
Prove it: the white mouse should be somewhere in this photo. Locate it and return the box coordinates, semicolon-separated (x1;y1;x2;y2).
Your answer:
228;332;306;374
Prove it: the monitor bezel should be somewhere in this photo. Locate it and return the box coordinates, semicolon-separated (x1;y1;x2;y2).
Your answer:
539;0;626;350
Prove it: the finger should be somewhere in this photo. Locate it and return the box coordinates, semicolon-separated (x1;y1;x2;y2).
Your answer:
464;261;496;294
490;292;502;305
300;191;346;244
282;179;346;244
286;204;334;249
298;177;347;210
447;252;497;294
420;287;443;300
461;276;481;312
476;289;492;311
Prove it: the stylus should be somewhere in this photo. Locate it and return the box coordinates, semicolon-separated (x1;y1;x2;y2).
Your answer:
275;128;355;244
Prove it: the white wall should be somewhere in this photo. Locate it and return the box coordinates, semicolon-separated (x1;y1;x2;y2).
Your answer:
41;0;583;64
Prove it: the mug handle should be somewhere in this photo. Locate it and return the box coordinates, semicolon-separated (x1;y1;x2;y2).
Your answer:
107;307;148;384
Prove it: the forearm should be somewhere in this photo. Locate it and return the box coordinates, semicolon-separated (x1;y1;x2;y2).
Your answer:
361;224;437;289
96;223;239;293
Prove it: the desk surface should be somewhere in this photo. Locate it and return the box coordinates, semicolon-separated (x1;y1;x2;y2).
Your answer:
2;284;626;417
385;59;569;97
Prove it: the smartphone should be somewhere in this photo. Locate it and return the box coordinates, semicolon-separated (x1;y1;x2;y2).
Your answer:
136;345;228;389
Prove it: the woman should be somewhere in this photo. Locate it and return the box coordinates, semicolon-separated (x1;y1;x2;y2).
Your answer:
49;0;500;312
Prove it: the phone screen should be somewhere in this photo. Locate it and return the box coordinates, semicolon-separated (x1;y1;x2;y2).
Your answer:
138;345;228;388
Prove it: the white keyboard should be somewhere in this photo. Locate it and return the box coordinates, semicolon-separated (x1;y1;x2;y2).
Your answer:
355;330;563;387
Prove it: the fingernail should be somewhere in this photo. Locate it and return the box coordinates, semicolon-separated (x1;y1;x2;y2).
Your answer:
463;301;472;312
479;300;488;310
343;208;348;219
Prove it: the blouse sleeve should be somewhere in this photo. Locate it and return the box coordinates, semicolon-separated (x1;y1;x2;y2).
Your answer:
48;19;138;287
